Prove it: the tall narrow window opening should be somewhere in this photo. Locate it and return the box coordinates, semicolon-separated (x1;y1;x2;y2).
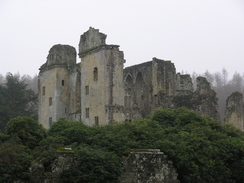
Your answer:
93;67;98;81
85;108;89;118
62;80;64;86
42;86;45;96
85;85;89;95
49;97;52;106
95;116;99;126
49;117;52;126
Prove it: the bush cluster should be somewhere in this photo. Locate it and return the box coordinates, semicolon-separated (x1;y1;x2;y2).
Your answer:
0;108;243;183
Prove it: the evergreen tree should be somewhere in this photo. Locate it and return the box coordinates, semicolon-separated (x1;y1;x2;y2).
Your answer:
0;73;37;130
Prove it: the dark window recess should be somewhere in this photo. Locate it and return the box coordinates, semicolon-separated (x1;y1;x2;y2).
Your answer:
85;85;89;95
95;116;99;126
49;117;52;126
49;97;52;106
62;80;64;86
93;67;98;81
86;108;89;118
42;86;45;96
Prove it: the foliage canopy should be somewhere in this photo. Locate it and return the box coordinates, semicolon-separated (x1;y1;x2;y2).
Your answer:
0;108;243;183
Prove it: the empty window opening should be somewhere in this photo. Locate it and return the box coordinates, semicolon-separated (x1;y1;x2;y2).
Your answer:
93;67;98;81
95;116;99;126
125;75;133;86
65;108;67;113
49;97;52;106
49;117;52;126
85;85;89;95
42;86;45;96
62;80;64;86
86;108;89;118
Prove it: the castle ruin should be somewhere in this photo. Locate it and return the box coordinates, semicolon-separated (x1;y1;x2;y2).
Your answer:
38;27;243;131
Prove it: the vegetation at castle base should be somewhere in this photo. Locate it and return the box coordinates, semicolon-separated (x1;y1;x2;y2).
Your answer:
152;108;244;183
0;73;37;131
0;108;243;183
6;116;46;149
60;146;122;183
0;116;46;183
0;142;33;182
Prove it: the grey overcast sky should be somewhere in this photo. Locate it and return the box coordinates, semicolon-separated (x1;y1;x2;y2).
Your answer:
1;0;244;77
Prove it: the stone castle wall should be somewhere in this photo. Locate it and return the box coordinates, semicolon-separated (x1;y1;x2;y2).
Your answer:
38;27;243;130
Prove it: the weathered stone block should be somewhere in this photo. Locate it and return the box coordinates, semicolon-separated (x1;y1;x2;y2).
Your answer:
117;149;179;183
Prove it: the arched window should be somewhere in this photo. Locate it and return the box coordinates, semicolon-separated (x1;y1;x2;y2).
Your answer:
125;74;133;86
93;67;98;81
124;74;133;108
135;72;144;111
135;72;143;89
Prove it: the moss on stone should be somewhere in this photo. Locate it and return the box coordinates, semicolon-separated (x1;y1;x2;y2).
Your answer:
57;148;74;154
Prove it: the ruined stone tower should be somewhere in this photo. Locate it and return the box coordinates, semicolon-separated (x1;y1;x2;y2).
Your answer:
78;27;125;125
38;45;81;128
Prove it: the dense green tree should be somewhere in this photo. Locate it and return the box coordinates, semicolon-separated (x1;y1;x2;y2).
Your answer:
0;117;45;182
33;135;67;171
152;108;244;183
5;116;46;149
40;109;244;183
60;146;121;183
2;108;242;183
0;142;33;182
0;73;37;130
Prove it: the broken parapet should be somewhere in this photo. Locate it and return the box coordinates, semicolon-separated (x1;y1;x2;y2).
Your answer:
39;44;77;72
176;73;194;96
79;27;107;53
224;91;244;130
117;149;179;183
173;76;220;121
192;76;220;121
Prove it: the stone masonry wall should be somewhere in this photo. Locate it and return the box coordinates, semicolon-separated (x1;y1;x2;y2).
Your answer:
117;149;179;183
172;76;220;121
123;58;178;120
